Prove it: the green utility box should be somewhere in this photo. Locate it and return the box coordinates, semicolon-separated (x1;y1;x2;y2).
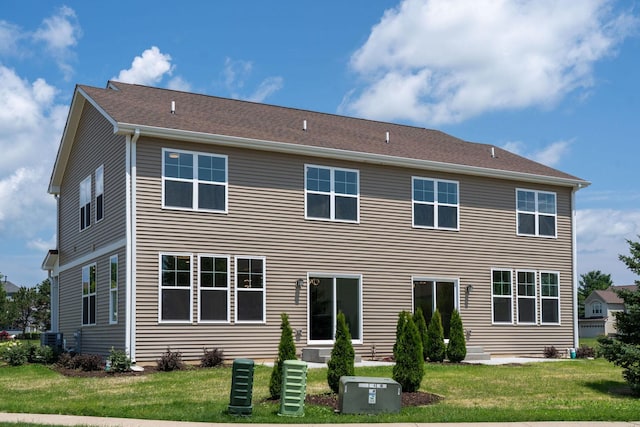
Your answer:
338;376;401;414
278;360;308;417
228;358;254;416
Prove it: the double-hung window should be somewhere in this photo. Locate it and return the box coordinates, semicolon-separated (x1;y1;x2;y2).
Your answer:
492;269;512;324
79;175;91;230
82;263;96;325
413;177;459;229
95;165;104;222
540;272;560;324
199;255;230;322
516;189;556;237
516;270;536;324
235;256;266;323
159;254;192;322
592;302;602;316
305;165;359;222
163;149;228;212
109;255;118;324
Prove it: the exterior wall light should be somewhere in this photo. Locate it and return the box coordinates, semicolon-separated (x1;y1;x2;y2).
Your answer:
296;279;304;289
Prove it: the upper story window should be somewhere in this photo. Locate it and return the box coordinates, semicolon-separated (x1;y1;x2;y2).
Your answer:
492;269;512;324
592;301;602;315
163;149;228;212
79;175;91;231
96;165;104;223
305;165;359;222
516;189;556;237
412;177;459;230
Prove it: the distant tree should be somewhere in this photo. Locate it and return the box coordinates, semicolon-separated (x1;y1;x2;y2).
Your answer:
269;312;296;399
12;287;37;336
426;309;446;362
598;237;640;395
446;310;466;363
578;270;613;318
327;311;355;394
412;307;428;361
34;279;51;332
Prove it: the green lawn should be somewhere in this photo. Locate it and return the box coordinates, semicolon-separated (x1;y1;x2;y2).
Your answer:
0;359;638;423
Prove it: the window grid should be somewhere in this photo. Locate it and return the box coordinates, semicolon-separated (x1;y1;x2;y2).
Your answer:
516;270;537;324
159;253;193;323
305;165;359;222
491;269;513;324
109;255;118;324
235;256;266;324
198;255;230;323
516;189;557;237
412;177;459;230
82;263;96;326
541;271;560;324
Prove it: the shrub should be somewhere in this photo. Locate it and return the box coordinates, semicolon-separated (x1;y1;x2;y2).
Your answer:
0;331;12;341
576;345;596;359
108;348;132;372
327;311;355;394
393;311;408;360
392;312;424;392
544;346;559;358
26;343;39;363
157;347;185;372
446;309;467;363
269;313;296;399
3;342;28;366
34;345;57;364
426;309;446;362
57;352;78;369
413;308;428;361
75;354;103;371
200;348;224;368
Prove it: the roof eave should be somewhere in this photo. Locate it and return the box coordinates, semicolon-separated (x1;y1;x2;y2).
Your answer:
116;123;590;189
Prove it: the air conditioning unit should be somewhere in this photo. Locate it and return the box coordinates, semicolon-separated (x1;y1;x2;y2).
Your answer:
40;332;63;350
338;376;401;414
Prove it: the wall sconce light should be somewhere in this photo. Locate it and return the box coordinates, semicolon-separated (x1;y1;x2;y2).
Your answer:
466;284;474;294
296;279;304;289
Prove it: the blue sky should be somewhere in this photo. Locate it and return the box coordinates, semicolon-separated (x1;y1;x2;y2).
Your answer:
1;0;640;287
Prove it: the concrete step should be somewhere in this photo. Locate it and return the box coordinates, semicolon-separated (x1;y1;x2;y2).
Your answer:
463;346;491;361
301;347;362;363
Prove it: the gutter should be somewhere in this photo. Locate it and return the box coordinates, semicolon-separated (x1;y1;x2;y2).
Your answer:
572;187;579;349
125;128;140;362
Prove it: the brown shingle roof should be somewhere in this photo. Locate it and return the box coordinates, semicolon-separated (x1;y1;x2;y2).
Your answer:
593;285;638;304
77;81;586;185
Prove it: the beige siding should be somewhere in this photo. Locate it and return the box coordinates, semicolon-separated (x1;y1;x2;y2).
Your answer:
132;137;577;362
57;104;128;356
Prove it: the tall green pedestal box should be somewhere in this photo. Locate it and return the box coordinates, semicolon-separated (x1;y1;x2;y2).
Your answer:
228;358;254;416
278;360;308;417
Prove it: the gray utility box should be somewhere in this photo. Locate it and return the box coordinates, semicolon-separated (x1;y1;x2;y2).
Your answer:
338;376;401;414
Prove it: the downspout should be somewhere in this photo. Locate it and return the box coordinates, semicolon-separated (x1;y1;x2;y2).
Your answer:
572;186;579;350
125;129;140;362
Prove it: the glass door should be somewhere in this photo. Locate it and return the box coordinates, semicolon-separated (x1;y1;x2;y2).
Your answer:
413;279;457;339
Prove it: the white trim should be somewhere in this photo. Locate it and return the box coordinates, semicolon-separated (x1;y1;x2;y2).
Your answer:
57;238;127;273
234;256;267;324
516;188;557;238
304;164;360;223
109;255;118;325
158;252;194;324
306;272;363;345
411;177;460;231
411;277;461;315
571;188;579;348
197;254;231;324
161;147;228;213
515;269;538;325
540;270;561;325
491;268;514;325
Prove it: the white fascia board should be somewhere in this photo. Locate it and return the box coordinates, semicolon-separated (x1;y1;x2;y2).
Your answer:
115;123;591;189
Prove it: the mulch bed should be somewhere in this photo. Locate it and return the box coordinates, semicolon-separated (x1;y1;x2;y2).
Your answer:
305;391;441;409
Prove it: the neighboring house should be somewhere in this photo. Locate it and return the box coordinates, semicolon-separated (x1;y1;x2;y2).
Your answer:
579;285;638;338
42;81;589;363
2;280;19;300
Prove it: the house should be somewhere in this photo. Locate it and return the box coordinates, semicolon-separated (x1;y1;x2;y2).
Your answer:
42;81;589;363
2;280;19;300
579;285;638;338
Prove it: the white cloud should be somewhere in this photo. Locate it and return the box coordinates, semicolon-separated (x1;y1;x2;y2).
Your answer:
503;139;572;167
577;209;640;285
0;20;21;56
27;233;56;252
247;77;284;103
32;6;82;80
222;57;283;102
342;0;638;125
113;46;174;85
167;76;192;92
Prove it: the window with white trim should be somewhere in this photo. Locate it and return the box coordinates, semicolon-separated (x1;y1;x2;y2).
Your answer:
492;269;512;324
79;175;91;230
516;270;536;324
592;301;602;316
305;165;359;222
541;271;560;324
82;263;96;325
516;189;556;237
412;177;459;230
163;149;227;212
96;165;104;222
109;255;118;324
235;257;265;323
309;274;361;342
159;254;192;322
199;255;230;322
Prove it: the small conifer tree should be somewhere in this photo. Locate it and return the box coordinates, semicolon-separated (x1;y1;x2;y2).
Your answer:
269;313;297;399
426;309;446;362
392;312;424;392
413;307;428;361
327;311;355;393
393;311;408;359
446;309;466;363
